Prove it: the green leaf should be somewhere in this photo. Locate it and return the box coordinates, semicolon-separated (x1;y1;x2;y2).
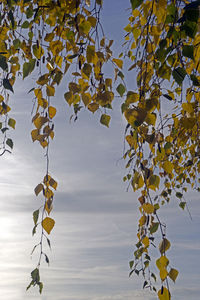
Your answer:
130;0;143;10
172;67;187;85
13;38;21;49
176;192;183;198
33;209;39;225
23;59;36;79
116;83;125;97
39;282;43;294
129;260;134;269
8;10;14;28
179;201;186;210
150;222;159;234
32;224;37;236
181;20;197;38
3;78;14;93
6;138;13;149
21;20;30;28
31;268;40;283
190;74;200;86
0;55;8;71
100;114;111;127
26;280;34;291
182;45;194;59
8;118;16;129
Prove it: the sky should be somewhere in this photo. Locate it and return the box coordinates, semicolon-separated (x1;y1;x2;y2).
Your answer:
0;1;200;300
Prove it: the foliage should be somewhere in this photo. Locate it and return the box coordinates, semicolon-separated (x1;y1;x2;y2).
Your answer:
0;0;199;298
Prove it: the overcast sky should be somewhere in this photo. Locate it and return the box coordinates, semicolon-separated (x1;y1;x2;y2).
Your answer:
0;1;200;300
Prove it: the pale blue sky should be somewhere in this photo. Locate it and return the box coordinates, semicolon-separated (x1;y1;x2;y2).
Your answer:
0;1;199;299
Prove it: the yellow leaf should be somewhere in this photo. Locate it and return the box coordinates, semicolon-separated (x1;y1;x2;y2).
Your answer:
87;102;99;113
168;268;179;282
145;112;156;126
87;16;97;27
126;135;137;148
42;217;55;234
50;40;63;56
48;106;57;119
43;175;51;186
142;203;154;214
139;215;146;226
49;178;58;190
46;85;55;97
31;129;40;142
79;20;91;35
40;139;48;148
125;91;139;104
44;188;54;199
34;183;43;196
33;116;48;130
112;58;123;69
86;45;95;63
160;267;168;281
34;88;42;99
82;93;91;106
159;238;171;254
142;236;149;248
163;161;173;174
132;172;144;191
156;256;169;270
158;287;170;300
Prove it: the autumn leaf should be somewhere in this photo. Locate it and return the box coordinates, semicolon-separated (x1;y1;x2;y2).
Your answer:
42;217;55;235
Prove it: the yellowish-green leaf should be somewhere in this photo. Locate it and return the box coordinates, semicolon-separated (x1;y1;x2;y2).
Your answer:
42;217;55;235
86;45;95;63
88;16;97;27
162;161;173;174
79;20;91;35
142;203;154;214
100;114;111;127
34;183;43;196
33;44;44;60
159;238;171;254
168;268;179;283
87;102;99;113
148;174;160;191
8;118;16;129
